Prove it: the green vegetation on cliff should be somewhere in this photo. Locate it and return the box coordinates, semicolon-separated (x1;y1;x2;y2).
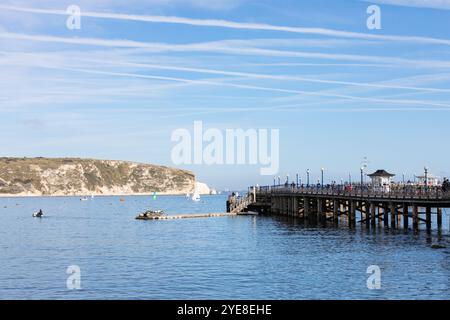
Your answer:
0;157;195;196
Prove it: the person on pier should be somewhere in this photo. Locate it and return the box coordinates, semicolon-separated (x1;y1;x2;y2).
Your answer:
442;178;450;193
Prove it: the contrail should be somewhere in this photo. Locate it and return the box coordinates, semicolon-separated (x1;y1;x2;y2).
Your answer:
2;32;450;68
23;63;450;109
1;5;450;46
85;59;450;94
3;50;449;93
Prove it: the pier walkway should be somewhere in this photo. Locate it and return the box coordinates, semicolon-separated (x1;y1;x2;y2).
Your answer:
228;184;450;231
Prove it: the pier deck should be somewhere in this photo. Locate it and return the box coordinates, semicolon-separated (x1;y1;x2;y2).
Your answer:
228;184;450;231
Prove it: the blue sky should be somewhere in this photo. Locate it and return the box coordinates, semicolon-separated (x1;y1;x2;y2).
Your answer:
0;0;449;189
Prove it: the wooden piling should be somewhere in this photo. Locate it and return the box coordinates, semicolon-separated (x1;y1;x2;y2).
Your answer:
378;206;383;224
304;197;310;222
390;203;396;229
403;203;409;230
364;202;370;229
293;197;298;217
349;201;356;228
370;202;376;227
384;204;389;228
437;207;442;229
333;199;339;224
426;206;432;231
413;205;419;232
317;199;325;224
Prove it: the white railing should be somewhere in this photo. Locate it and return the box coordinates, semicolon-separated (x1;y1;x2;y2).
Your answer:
254;184;450;200
229;194;254;213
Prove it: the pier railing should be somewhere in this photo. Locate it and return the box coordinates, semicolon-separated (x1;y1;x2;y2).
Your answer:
254;184;450;200
229;193;254;213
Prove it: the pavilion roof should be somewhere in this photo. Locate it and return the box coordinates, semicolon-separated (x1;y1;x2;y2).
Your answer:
367;169;395;177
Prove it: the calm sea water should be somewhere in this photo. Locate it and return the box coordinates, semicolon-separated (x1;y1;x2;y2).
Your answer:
0;195;449;300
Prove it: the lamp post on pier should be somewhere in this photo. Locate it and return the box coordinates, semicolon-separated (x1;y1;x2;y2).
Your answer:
296;173;299;186
424;167;429;192
321;168;324;188
360;167;364;186
306;169;310;187
278;176;281;186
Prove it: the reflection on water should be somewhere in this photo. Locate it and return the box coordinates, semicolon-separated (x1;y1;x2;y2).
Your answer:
0;195;448;300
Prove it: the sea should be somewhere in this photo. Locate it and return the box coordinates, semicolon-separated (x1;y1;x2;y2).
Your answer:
0;195;449;299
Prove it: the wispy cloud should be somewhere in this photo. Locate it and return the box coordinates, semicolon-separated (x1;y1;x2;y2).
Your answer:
4;50;450;93
9;60;450;109
1;4;450;45
367;0;450;10
0;0;244;12
2;31;450;68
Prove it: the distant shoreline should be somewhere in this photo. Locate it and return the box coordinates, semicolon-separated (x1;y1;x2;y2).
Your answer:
0;192;218;199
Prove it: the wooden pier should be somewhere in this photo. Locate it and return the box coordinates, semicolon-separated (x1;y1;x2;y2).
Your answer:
228;185;450;232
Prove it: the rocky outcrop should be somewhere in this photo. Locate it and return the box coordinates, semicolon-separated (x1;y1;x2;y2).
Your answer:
195;181;211;195
0;157;203;196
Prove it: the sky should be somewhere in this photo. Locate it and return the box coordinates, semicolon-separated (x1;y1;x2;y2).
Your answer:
0;0;449;190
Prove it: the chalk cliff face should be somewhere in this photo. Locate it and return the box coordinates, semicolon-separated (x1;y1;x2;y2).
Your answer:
0;158;200;196
195;181;211;195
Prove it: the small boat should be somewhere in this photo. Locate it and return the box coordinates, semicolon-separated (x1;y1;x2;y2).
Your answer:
32;210;44;218
191;189;201;202
136;210;165;220
80;197;88;201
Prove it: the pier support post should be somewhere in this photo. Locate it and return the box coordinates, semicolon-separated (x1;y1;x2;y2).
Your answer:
403;203;409;230
272;197;277;215
378;206;382;224
293;197;298;217
364;202;370;229
390;203;396;229
426;206;432;232
383;204;389;228
349;201;356;228
317;199;324;224
361;202;365;223
287;197;291;216
304;197;310;222
413;205;419;232
291;197;295;216
278;197;282;215
347;201;351;227
333;199;339;224
370;202;376;227
437;208;442;230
